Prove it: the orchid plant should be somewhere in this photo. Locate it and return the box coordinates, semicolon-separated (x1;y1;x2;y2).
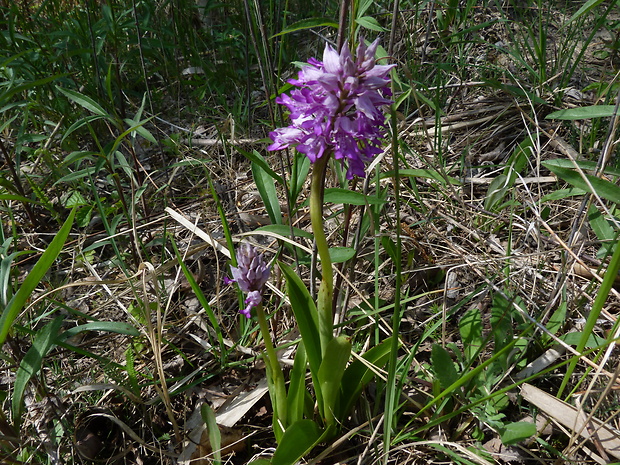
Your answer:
228;36;395;465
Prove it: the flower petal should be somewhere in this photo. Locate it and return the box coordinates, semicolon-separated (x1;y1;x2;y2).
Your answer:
268;38;393;178
322;43;341;74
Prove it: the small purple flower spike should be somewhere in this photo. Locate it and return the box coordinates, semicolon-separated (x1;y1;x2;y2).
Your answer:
268;38;395;179
227;243;271;318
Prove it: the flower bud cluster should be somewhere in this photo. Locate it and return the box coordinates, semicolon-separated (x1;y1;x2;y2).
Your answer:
268;38;394;179
227;243;271;318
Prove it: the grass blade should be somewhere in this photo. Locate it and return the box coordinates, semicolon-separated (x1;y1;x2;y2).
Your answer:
56;85;110;117
57;321;140;341
237;148;283;185
271;17;338;38
201;403;222;465
252;161;282;225
543;162;620;204
546;105;616;120
558;235;620;397
0;208;76;348
12;316;64;426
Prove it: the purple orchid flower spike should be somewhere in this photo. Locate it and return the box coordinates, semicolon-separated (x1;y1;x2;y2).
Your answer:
268;38;395;179
227;243;271;318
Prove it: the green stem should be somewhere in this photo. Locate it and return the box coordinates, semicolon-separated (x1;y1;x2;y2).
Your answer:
255;304;288;440
557;235;620;398
310;155;334;353
383;98;402;464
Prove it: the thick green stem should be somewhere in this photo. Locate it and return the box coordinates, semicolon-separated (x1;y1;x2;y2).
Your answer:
256;305;287;440
309;155;334;353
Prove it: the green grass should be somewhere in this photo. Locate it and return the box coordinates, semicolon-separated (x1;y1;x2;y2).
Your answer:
1;0;620;464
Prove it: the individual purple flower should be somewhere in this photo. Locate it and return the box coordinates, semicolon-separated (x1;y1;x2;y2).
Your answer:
268;38;395;179
227;243;271;318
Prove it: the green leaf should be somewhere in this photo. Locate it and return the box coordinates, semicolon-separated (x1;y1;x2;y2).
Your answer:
567;0;605;24
542;158;620;177
127;303;147;326
125;344;140;395
489;82;547;104
0;74;68;107
63;150;98;166
499;421;537;445
543;302;566;345
271;17;338;38
318;336;351;425
60;114;107;144
13;317;64;426
280;260;326;421
484;173;510;212
123;118;156;143
459;307;483;362
0;246;31;307
287;341;308;425
123;94;157;143
429;443;485;465
57;321;140;341
236;148;284;185
560;331;607;348
0;194;41;204
546;105;617;120
61;190;88;208
507;136;532;176
490;294;514;369
0;176;19;194
0;209;75;348
559;214;620;397
431;344;459;390
328;247;355;263
357;0;374;17
271;420;324;465
324;188;386;205
205;173;236;269
201;403;222;465
394;86;412;111
381;236;398;264
76;205;94;228
279;263;321;376
485;136;531;211
588;205;617;257
338;336;394;418
56;86;110;117
542;161;620;204
540;187;587;202
355;16;387;32
252;161;282;225
290;151;311;204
